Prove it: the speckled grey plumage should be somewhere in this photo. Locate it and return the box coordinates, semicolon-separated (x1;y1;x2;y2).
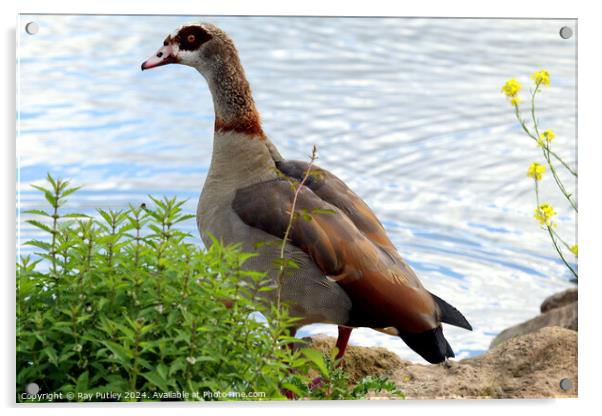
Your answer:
197;130;352;327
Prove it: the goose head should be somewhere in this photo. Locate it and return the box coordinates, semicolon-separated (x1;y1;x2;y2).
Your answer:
141;23;236;77
141;23;281;155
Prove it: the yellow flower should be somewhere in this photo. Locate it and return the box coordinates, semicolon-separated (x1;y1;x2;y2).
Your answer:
531;70;551;86
541;129;555;142
527;162;546;181
501;79;522;98
510;96;522;107
534;203;557;226
570;244;578;257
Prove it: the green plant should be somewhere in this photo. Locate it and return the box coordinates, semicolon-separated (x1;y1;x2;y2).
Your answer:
502;70;577;280
17;174;402;402
286;348;404;400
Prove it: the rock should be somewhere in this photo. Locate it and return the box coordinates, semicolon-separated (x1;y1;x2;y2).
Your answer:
540;288;578;313
490;288;578;348
397;326;577;399
305;326;577;399
490;301;577;348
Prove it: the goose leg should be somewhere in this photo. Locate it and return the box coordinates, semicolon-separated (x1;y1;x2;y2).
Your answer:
335;325;353;361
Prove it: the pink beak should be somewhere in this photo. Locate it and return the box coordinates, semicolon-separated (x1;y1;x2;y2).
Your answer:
141;44;177;71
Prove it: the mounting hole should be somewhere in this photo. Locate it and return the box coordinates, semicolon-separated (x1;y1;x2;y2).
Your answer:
25;382;40;395
559;378;573;391
559;26;573;39
25;22;39;35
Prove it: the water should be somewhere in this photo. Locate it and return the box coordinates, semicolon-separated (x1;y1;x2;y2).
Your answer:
17;15;577;361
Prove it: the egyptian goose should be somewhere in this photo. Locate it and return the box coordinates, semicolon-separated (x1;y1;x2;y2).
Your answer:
142;23;472;364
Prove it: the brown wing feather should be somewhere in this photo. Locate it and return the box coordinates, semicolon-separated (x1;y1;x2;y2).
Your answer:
276;160;397;252
232;178;439;333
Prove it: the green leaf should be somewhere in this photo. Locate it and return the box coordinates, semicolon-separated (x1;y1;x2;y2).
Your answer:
24;240;51;251
301;348;329;377
102;340;132;363
30;183;49;194
147;224;164;235
278;335;304;345
60;186;82;199
281;382;303;397
195;355;219;362
31;185;57;207
96;209;113;225
272;258;300;270
112;322;135;341
63;213;90;218
137;357;154;371
26;220;54;234
156;363;168;381
46;173;57;189
141;370;170;392
76;371;90;393
311;208;337;216
42;346;59;365
168;357;187;377
24;209;51;217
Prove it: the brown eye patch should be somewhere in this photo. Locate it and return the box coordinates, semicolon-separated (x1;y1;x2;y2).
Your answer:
176;26;212;51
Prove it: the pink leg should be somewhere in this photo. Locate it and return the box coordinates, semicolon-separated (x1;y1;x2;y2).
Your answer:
335;326;353;360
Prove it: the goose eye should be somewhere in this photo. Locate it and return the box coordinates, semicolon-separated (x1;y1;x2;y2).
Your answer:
187;34;196;43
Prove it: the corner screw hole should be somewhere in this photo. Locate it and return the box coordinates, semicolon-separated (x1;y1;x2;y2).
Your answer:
25;382;40;395
559;26;573;39
559;378;573;391
25;22;39;35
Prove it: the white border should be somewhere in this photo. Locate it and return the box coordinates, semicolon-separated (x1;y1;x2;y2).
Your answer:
3;1;601;415
4;0;584;17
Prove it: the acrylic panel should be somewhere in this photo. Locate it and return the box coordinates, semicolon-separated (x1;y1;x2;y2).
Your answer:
16;15;577;401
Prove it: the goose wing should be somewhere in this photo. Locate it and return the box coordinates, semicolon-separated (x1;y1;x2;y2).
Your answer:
232;171;439;333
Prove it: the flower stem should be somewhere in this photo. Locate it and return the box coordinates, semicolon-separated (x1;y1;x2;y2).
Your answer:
521;83;577;211
550;227;573;252
276;145;318;310
530;82;542;136
514;105;577;177
534;178;577;280
546;225;578;280
542;143;577;211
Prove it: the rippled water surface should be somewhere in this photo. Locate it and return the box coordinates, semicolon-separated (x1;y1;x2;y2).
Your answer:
17;15;577;361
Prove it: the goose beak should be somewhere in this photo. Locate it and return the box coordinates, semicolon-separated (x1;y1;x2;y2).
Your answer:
141;44;177;71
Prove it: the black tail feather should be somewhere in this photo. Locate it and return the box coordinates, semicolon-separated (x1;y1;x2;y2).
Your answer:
429;292;473;331
398;326;454;364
